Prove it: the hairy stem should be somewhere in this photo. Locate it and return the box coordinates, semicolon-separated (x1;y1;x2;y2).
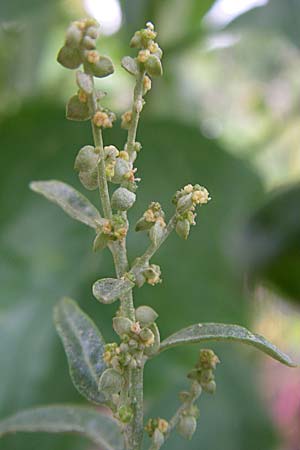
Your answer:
131;215;177;274
126;70;145;162
150;381;202;450
87;81;112;220
129;365;144;450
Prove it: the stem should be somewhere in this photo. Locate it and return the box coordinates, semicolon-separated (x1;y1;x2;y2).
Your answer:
126;70;145;162
131;215;177;274
149;381;202;450
129;365;144;450
87;82;112;220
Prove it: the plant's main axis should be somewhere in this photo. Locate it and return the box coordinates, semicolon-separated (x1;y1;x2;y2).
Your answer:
0;18;296;450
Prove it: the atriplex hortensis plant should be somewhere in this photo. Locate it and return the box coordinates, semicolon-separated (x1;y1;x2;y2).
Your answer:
0;18;297;450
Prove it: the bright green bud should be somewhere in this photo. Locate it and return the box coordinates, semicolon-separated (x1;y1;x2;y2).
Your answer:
177;416;197;440
118;405;133;423
135;305;158;326
111;187;136;211
145;55;163;77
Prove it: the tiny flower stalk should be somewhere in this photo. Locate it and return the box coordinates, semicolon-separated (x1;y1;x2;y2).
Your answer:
3;16;292;450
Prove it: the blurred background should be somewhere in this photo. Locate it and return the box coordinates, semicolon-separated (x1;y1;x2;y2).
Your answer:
0;0;300;449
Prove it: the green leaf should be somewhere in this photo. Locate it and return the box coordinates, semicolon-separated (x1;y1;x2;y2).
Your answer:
93;232;110;252
234;183;300;304
85;56;114;78
76;71;93;94
57;46;82;70
92;278;134;304
66;95;91;121
53;298;107;404
160;323;297;367
30;180;101;229
0;405;123;450
121;56;138;76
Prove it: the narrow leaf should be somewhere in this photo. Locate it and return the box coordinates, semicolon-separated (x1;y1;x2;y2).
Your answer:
93;278;134;304
54;298;106;404
0;405;123;450
30;180;101;229
160;323;297;367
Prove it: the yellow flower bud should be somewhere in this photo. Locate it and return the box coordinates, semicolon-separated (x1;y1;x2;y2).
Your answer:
86;50;100;64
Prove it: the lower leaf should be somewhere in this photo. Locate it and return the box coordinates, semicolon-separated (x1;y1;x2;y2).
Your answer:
0;405;123;450
159;322;297;367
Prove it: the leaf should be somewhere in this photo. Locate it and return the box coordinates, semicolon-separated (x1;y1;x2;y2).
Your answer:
53;298;107;404
92;278;134;304
159;323;297;367
85;56;114;78
57;46;82;70
30;180;101;229
0;405;123;450
93;232;110;252
233;183;300;304
121;56;138;76
66;95;91;121
76;71;93;94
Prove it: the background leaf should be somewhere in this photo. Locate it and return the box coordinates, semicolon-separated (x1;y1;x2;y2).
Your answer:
30;180;101;229
232;183;300;304
227;0;300;49
54;297;107;404
160;323;296;367
0;405;123;450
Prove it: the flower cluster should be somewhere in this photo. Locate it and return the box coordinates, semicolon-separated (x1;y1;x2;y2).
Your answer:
188;349;220;394
173;184;211;239
57;18;114;78
130;22;163;78
145;417;169;446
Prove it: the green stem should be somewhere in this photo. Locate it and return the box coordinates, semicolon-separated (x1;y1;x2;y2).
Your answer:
129;365;144;450
131;215;177;274
126;70;145;162
87;81;112;220
150;381;202;450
